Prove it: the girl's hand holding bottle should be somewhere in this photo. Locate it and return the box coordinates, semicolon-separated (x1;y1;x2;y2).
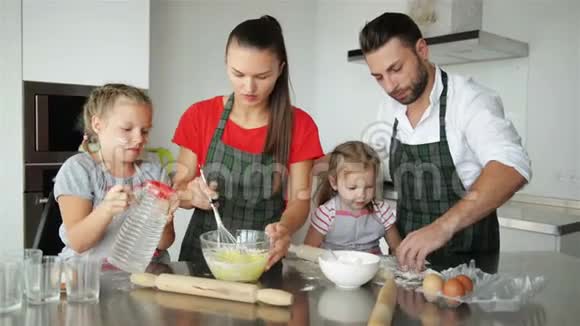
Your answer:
98;184;133;217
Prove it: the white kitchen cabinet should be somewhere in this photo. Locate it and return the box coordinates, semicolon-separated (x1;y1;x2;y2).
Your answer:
560;232;580;258
500;226;580;258
0;0;24;250
23;0;150;88
499;226;559;252
498;201;580;258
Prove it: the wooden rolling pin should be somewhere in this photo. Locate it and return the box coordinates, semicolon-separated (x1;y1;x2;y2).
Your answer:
130;288;291;323
288;244;327;262
367;278;397;326
131;273;293;307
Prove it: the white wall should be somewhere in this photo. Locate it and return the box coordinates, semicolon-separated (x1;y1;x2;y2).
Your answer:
313;0;580;200
149;0;580;258
477;0;580;200
311;0;519;159
0;0;24;250
312;0;407;151
149;0;317;259
23;0;150;88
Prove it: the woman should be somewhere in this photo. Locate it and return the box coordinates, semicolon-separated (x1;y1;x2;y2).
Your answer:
173;15;323;269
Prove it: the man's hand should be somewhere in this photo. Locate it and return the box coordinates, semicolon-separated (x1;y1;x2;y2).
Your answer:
396;221;453;272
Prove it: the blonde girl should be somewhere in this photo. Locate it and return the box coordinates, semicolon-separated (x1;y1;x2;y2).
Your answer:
54;84;175;260
304;141;401;254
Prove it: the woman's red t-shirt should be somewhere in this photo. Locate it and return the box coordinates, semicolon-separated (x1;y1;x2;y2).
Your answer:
172;96;324;167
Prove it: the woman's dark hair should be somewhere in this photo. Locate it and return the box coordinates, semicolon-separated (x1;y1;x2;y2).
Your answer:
359;12;423;54
225;15;292;168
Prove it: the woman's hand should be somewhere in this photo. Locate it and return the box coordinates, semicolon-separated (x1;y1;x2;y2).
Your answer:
178;177;218;210
265;222;291;270
98;185;132;217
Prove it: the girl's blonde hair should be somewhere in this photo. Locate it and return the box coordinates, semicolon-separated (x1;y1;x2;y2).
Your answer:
81;83;152;152
316;141;382;210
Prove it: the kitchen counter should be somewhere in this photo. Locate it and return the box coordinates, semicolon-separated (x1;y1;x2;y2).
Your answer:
2;252;579;325
382;182;580;236
498;201;580;235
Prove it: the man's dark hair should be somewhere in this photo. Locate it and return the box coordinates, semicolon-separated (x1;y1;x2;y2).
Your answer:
359;12;423;54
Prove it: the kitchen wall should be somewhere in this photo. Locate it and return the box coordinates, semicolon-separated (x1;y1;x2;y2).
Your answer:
477;0;580;199
0;0;575;255
23;0;150;88
0;0;24;250
149;0;317;259
149;0;580;257
313;0;580;200
0;0;151;249
312;0;407;150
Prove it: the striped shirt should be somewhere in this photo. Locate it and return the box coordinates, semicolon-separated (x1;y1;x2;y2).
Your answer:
311;196;396;235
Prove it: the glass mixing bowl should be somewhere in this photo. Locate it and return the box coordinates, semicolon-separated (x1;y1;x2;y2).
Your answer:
200;229;270;282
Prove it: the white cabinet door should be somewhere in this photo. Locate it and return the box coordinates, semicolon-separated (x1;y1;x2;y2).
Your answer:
500;227;558;252
560;232;580;258
23;0;150;88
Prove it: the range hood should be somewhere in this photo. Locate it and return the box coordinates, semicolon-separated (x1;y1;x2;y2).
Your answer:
347;29;529;65
348;0;529;65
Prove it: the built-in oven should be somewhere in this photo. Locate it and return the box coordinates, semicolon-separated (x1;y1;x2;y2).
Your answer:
24;81;94;164
23;164;62;248
23;81;96;247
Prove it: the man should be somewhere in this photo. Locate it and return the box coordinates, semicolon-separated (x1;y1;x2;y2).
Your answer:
359;12;531;271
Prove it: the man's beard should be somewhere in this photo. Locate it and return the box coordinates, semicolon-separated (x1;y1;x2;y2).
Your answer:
393;61;429;105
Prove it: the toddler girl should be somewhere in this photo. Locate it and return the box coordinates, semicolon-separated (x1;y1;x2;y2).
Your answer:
304;141;401;254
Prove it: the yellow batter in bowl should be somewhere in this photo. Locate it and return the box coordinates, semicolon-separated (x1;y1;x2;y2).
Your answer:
204;249;268;282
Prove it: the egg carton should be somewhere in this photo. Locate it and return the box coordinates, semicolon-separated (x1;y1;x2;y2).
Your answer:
415;260;546;311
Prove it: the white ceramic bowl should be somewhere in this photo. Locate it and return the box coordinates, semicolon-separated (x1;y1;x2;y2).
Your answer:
318;250;380;289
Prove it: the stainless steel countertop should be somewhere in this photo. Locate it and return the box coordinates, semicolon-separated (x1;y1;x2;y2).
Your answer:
498;201;580;236
2;252;579;326
382;183;580;236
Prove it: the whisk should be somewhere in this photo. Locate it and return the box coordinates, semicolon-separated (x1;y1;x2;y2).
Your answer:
198;166;239;248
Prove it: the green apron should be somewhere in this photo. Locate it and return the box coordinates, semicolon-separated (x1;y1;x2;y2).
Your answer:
179;94;284;262
389;70;499;255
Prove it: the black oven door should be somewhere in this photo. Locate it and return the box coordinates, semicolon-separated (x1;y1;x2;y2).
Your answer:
23;164;62;248
24;81;95;163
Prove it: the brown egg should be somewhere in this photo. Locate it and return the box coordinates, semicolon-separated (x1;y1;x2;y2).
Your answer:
442;278;466;298
455;275;474;294
442;278;466;307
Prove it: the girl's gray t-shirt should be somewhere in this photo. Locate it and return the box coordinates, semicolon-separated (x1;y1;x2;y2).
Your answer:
53;152;168;259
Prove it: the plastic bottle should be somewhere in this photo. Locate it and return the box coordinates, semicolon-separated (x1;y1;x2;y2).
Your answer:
108;180;175;273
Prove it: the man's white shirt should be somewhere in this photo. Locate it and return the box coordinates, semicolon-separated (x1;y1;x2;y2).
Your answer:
375;66;531;190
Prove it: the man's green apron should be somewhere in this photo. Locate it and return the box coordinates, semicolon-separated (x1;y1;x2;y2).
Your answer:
179;94;284;262
389;70;499;255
